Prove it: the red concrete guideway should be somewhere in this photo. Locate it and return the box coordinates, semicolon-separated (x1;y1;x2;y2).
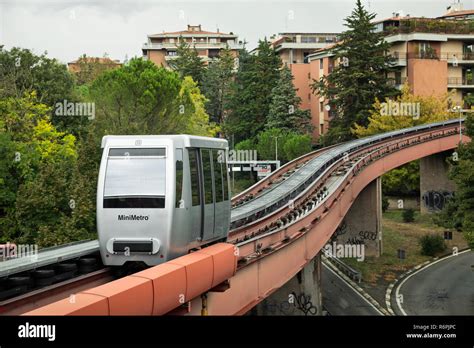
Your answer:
25;123;470;315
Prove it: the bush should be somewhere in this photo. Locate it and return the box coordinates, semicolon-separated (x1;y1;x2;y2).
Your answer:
402;208;415;222
419;234;446;256
382;196;390;212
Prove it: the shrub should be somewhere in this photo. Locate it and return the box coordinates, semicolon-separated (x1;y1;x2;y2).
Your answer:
419;234;446;256
382;196;390;212
402;208;415;222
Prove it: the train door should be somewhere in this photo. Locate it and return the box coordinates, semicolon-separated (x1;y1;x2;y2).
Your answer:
188;148;203;241
201;149;215;241
212;149;225;238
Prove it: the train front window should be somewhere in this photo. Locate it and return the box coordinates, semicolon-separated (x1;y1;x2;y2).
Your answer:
103;148;166;208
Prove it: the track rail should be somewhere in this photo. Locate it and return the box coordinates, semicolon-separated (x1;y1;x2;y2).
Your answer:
0;268;113;315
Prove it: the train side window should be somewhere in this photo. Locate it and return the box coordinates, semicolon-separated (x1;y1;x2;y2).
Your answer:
213;150;224;203
222;155;229;200
175;149;184;208
201;149;214;204
188;149;201;206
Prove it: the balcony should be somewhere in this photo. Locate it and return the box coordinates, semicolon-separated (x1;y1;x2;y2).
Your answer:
383;18;474;36
407;51;439;60
440;52;474;64
388;76;407;88
447;77;474;88
143;41;244;51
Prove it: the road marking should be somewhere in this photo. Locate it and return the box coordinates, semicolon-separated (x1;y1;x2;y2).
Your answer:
322;262;384;316
395;249;472;316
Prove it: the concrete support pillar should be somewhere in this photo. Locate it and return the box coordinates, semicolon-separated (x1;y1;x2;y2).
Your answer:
420;151;456;214
252;253;322;316
332;177;383;257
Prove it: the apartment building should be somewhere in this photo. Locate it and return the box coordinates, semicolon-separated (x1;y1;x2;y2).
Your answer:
67;56;122;73
142;24;244;67
307;5;474;140
270;32;338;112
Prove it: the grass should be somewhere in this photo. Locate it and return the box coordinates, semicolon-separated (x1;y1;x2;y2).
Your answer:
342;210;469;285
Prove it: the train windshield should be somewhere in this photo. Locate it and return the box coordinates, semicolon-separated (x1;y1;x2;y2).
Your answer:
103;148;166;208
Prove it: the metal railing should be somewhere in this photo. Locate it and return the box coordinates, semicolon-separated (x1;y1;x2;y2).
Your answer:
447;77;474;86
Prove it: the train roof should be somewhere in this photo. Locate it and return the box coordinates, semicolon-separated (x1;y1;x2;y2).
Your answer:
101;134;228;149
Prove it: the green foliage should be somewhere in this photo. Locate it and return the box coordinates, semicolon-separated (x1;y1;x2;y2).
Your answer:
235;138;256;151
201;47;235;125
0;93;78;245
382;195;389;212
0;46;88;136
435;114;474;248
0;46;75;107
90;58;215;137
282;132;312;160
402;208;415;223
419;234;446;256
312;0;397;145
225;41;281;142
246;128;312;163
266;66;312;134
382;161;420;196
168;39;206;85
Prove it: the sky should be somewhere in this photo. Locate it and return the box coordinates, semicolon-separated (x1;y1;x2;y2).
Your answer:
1;0;474;64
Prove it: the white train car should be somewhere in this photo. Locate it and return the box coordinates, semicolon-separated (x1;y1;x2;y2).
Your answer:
97;135;231;266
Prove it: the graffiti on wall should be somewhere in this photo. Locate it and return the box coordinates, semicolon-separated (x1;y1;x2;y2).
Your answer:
422;191;454;211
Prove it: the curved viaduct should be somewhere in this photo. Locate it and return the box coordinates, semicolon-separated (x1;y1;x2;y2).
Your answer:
26;120;470;316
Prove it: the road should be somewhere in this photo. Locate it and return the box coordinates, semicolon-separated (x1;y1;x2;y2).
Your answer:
322;263;383;315
394;250;474;315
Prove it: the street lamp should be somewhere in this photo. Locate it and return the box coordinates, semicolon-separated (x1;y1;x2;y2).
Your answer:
273;136;281;161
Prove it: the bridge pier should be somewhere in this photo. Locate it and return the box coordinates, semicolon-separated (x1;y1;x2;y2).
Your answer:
420;151;456;214
252;253;322;316
331;177;382;258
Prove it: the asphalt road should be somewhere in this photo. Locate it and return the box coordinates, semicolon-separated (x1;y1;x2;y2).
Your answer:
395;250;474;315
322;263;383;315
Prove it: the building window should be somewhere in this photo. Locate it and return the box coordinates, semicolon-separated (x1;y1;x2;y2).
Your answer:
319;101;324;113
210;38;217;44
169;38;175;44
320;59;323;69
320;124;324;135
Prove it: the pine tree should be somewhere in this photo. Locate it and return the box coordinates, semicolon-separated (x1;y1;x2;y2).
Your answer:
312;0;397;144
201;46;235;125
169;38;205;85
266;65;312;134
225;40;281;142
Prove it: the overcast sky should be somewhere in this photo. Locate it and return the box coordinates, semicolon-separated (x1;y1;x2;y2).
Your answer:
1;0;473;64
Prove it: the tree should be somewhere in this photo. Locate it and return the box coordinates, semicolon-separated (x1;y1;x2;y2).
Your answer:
312;0;398;145
266;65;312;134
0;46;89;136
90;58;215;137
353;84;457;196
225;41;281;142
438;113;474;248
238;128;312;163
201;46;235;125
168;39;206;85
0;93;78;245
0;46;75;107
